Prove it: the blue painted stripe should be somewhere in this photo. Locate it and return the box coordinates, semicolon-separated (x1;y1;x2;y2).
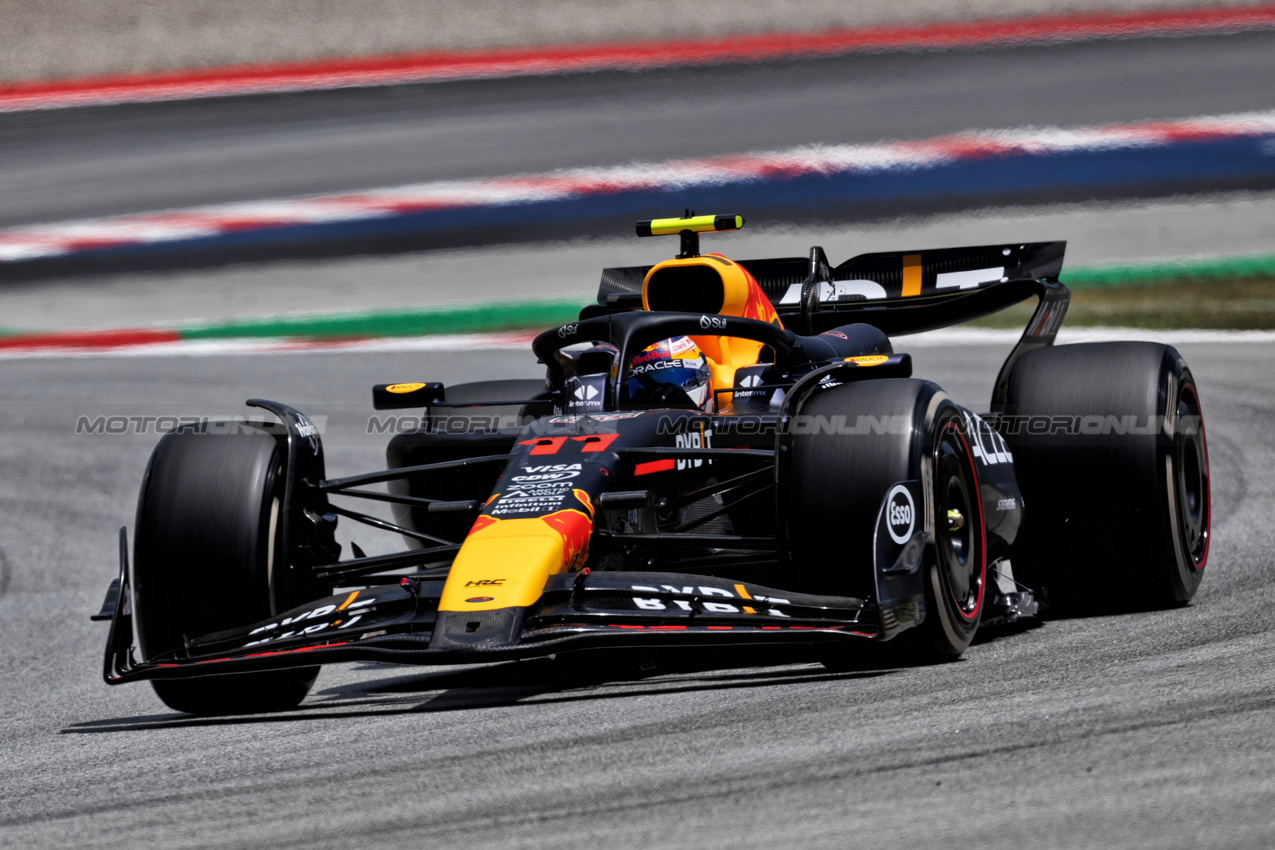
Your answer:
13;133;1275;266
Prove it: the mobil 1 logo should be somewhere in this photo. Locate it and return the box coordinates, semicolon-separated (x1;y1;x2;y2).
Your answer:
885;483;915;544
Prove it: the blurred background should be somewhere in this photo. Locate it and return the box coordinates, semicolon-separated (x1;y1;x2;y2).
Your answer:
0;0;1272;342
2;6;1274;844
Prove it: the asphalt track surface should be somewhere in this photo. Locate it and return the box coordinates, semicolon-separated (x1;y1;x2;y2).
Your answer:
0;338;1270;848
1;29;1273;228
4;191;1275;333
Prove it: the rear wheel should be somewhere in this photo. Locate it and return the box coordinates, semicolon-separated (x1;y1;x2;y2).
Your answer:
134;424;318;714
423;379;551;434
1004;342;1209;613
785;378;986;663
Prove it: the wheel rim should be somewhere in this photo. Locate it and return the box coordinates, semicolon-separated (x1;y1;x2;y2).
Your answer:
1175;383;1209;568
935;422;984;622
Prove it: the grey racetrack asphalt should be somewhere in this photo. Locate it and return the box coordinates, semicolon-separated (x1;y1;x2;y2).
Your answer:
1;29;1273;228
0;338;1270;848
1;22;1273;848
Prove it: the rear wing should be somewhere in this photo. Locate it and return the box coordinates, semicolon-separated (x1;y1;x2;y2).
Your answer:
596;240;1069;411
598;241;1066;337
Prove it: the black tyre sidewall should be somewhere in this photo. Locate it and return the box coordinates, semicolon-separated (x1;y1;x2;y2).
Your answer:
1004;342;1210;612
134;426;282;658
424;378;552;435
386;379;551;547
133;423;317;714
1165;368;1209;602
151;668;318;716
784;378;986;657
922;411;987;657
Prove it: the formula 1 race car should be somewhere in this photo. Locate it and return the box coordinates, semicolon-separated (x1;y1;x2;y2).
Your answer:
94;213;1210;714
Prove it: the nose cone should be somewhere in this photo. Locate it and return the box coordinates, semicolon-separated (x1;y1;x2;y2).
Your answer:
438;509;594;613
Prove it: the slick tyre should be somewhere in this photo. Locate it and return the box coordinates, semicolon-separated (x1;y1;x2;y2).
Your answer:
422;379;553;434
1004;342;1209;613
785;378;987;663
133;424;317;715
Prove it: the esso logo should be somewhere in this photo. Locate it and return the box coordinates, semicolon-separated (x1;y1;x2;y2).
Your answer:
885;484;916;544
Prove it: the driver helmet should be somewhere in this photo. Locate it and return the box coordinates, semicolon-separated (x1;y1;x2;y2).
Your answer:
628;336;712;408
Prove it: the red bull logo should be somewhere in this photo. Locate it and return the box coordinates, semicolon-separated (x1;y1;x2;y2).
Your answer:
462;487;595;571
741;267;782;327
539;509;593;570
441;493;597;612
632;341;670;363
469;514;499;535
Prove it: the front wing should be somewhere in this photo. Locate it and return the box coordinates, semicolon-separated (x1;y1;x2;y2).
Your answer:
103;471;932;684
103;564;897;685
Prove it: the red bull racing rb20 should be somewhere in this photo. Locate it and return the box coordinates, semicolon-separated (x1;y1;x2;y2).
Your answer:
94;214;1211;714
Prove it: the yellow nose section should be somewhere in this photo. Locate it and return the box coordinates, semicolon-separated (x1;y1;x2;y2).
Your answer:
438;510;592;613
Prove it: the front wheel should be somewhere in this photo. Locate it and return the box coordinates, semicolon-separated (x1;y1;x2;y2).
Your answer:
133;423;318;714
922;415;987;657
784;378;986;662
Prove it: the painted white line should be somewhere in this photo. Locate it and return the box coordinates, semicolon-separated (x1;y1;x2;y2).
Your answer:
0;332;536;360
901;327;1275;346
2;325;1270;360
1060;327;1275;345
2;110;1272;264
6;7;1274;113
